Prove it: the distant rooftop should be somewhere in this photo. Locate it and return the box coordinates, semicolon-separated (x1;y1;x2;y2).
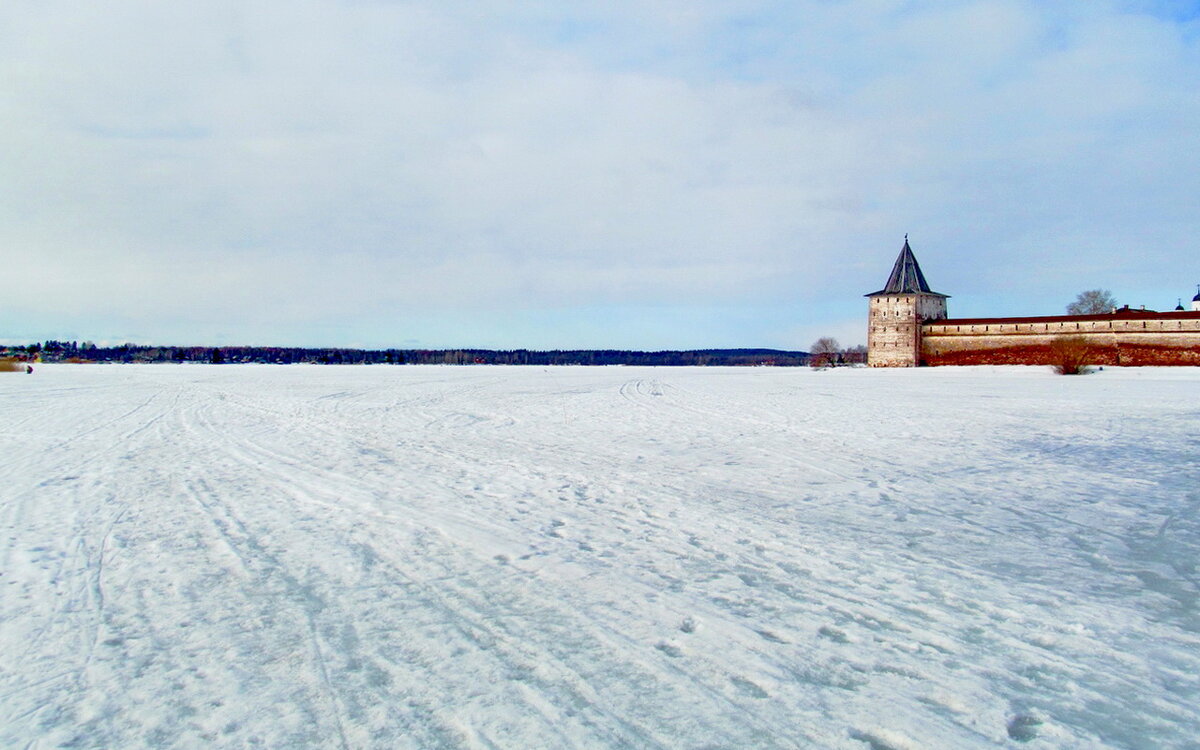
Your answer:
866;237;949;297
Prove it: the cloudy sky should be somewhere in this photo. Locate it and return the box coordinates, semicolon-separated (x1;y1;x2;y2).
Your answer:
2;1;1198;350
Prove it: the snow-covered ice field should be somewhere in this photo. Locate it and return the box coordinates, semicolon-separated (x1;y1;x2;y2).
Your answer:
1;364;1198;749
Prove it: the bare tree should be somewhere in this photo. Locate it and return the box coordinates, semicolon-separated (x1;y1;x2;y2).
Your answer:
842;344;868;365
809;337;840;369
1066;289;1117;315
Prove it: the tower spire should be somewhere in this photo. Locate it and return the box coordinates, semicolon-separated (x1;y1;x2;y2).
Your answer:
867;236;947;297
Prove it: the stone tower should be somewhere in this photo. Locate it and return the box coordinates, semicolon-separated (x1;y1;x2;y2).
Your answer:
866;237;949;367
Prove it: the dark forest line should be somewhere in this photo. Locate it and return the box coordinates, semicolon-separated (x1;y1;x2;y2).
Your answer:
6;341;817;367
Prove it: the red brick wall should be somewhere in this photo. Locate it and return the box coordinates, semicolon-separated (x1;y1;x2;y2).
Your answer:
921;330;1200;367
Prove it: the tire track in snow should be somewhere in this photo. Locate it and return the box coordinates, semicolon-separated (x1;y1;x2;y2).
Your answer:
171;372;794;747
172;387;594;746
175;473;370;747
0;378;171;743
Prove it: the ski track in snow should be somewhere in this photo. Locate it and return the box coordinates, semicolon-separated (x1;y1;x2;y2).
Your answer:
1;364;1199;748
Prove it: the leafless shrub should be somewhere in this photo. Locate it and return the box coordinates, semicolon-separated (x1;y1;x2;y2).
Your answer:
1050;335;1092;375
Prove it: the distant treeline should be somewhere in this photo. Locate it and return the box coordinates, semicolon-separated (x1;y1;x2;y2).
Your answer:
6;340;817;367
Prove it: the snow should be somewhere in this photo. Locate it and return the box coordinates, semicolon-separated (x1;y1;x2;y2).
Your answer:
1;364;1198;748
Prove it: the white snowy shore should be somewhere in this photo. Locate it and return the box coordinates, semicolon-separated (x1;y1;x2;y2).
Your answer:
1;364;1198;749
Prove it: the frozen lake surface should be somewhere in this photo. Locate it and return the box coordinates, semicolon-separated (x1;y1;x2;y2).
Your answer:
2;364;1198;748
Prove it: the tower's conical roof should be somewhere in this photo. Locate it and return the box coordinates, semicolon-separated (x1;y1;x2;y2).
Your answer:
866;237;948;297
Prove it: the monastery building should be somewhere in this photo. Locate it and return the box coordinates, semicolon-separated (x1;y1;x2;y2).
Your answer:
866;239;1200;367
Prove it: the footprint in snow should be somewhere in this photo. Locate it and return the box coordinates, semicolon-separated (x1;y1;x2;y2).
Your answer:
1007;712;1044;742
655;641;683;658
849;728;918;750
729;676;768;699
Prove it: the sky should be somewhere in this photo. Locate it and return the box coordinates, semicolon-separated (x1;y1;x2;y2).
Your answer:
2;1;1198;350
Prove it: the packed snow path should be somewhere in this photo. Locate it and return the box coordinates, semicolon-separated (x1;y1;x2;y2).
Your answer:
1;365;1198;748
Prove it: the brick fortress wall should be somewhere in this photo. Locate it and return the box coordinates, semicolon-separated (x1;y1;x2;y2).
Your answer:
921;311;1200;366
